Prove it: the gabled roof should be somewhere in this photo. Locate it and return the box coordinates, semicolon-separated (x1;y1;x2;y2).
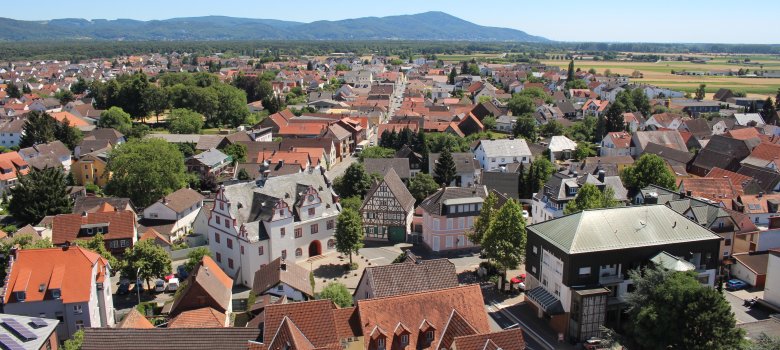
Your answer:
153;187;204;213
262;300;341;348
528;205;721;254
633;130;688;153
357;285;489;350
117;308;154;329
4;246;107;304
429;153;480;174
451;329;525;350
474;139;532;157
357;257;458;299
252;257;313;298
170;255;233;316
737;165;780;193
605;131;631;149
362;168;416;213
419;186;489;216
363;158;411;179
168;307;226;328
733;252;769;276
51;210;136;245
678;177;739;202
189;148;229;167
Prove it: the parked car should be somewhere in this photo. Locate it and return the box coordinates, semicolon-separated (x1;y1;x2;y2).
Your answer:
177;265;189;280
166;278;180;293
117;279;130;295
726;279;749;291
154;279;166;293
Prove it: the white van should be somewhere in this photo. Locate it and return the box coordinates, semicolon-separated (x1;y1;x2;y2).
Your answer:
166;278;180;293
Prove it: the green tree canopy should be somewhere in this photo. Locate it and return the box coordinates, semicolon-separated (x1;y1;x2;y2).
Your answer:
408;173;439;204
540;120;565;137
5;84;21;98
98;107;133;135
522;157;554;198
433;148;457;186
63;329;84;350
105;138;187;208
167;108;204;134
70;77;88;94
339;196;363;212
605;101;626;132
121;239;172;290
9;167;72;225
220;143;247;163
482;115;497;130
695;84;707;101
333;163;373;199
563;183;620;215
468;192;498;246
318;282;352;307
573;142;596;161
334;208;364;266
76;233;120;272
620;154;677;193
183;246;211;273
626;265;743;350
358;146;395;161
513;115;538;142
481;199;527;290
508;95;535;116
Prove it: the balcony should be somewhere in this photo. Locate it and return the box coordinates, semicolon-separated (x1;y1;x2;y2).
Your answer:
599;273;624;285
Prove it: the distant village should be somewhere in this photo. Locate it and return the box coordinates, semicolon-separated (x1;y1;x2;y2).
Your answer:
0;50;779;350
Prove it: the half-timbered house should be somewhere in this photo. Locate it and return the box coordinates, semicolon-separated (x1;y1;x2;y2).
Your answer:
360;168;416;243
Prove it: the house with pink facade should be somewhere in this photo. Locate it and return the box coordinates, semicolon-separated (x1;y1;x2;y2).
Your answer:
418;186;505;252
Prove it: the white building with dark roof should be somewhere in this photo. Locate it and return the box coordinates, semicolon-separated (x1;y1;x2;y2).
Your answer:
473;139;532;171
208;172;340;287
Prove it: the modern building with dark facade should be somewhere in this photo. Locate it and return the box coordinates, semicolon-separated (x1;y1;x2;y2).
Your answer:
524;205;722;343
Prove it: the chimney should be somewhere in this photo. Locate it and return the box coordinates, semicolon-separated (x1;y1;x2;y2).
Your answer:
280;262;287;271
759;191;764;198
597;169;605;182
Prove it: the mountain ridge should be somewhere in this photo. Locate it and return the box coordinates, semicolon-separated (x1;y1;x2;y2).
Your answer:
0;11;549;42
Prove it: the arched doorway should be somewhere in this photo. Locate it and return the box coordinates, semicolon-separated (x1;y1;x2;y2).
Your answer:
308;240;322;257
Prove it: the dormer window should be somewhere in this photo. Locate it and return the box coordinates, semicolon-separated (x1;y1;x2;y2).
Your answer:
400;334;409;346
51;289;61;299
426;330;434;342
15;291;25;301
376;337;386;350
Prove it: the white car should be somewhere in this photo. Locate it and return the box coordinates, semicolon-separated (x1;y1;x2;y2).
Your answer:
166;278;180;293
154;279;166;293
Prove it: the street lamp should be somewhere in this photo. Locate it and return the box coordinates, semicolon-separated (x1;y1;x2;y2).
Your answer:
136;267;141;306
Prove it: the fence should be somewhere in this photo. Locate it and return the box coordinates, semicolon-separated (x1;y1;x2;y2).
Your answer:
168;245;208;261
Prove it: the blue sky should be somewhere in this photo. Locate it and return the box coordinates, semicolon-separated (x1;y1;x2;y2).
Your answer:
12;0;778;44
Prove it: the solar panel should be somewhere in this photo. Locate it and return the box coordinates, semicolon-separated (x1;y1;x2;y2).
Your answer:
28;318;47;329
0;333;25;350
1;318;36;341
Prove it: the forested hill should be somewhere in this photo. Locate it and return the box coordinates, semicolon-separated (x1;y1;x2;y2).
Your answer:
0;12;549;42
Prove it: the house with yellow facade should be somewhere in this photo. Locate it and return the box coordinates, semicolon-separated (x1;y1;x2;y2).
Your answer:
72;148;111;186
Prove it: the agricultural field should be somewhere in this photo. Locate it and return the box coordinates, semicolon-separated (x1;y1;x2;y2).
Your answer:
541;56;780;99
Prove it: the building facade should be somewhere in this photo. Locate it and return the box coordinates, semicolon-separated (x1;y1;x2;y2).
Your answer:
360;169;415;243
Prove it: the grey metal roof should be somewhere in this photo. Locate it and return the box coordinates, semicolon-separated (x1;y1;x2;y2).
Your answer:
190;148;229;167
364;158;411;179
475;139;532;157
528;205;721;254
650;251;695;271
548;136;577;153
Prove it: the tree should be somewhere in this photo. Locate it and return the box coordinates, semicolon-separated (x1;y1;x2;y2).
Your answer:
121;239;172;290
448;67;457;85
408;173;439;204
695;83;707;101
55;118;83;151
540;120;565;137
482;115;497;130
167;108;204;134
183;246;211;273
144;85;170;123
604;101;626;132
98;107;133;135
339;196;363;212
63;329;84;350
468;192;497;246
523;157;554;198
508;95;535;116
747;334;780;350
620;154;677;193
566;60;575;82
761;97;777;125
433;148;457;186
565;79;587;90
105;138;187;208
630;88;651;116
334;208;364;267
5;84;21;98
318;282;351;307
626;265;744;350
563;183;620;215
55;89;75;105
221;143;247;163
118;73;152;119
333;163;372;199
19;111;56;148
513;115;538;141
9;167;72;225
70;77;88;94
573;142;596;161
358;146;395;161
211;84;249;127
76;233;120;272
482;199;527;291
237;168;251;180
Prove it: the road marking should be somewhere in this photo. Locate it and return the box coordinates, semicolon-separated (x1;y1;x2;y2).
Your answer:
490;301;555;350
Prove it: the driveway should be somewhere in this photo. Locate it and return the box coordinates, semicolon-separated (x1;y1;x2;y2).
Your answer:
725;290;771;324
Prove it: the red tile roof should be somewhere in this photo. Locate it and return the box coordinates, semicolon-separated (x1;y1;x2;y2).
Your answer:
0;152;30;181
4;246;107;304
357;284;489;350
117;308;154;329
51;210;136;246
678;177;739;201
606;131;631;149
262;300;341;348
50;111;90;127
748;142;780;162
168;307;226;328
452;329;525;350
